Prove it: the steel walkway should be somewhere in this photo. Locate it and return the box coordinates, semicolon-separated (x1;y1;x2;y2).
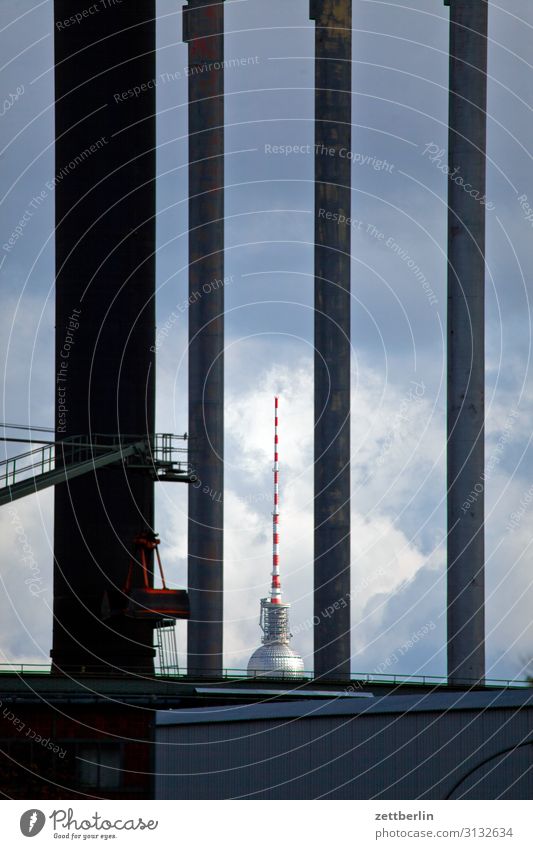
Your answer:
0;433;192;506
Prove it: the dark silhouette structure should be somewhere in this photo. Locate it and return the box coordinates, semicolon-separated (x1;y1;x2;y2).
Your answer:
52;2;157;672
311;0;352;680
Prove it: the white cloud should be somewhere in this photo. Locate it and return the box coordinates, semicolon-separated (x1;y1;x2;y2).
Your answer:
0;491;53;665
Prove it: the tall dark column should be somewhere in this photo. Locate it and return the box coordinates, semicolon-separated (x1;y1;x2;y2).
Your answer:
446;0;488;686
183;0;225;677
311;0;352;681
52;2;156;673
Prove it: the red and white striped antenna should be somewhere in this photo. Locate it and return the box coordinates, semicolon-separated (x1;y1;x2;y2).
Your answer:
247;395;304;674
270;396;282;604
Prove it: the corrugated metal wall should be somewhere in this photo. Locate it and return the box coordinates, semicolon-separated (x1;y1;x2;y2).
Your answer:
155;705;533;799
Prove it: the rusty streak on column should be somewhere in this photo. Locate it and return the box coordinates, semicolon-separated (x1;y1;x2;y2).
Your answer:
446;0;488;686
183;0;224;677
311;0;352;681
52;2;156;673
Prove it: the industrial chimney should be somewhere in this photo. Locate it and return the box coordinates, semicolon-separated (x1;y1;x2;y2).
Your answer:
183;0;225;677
311;0;352;681
446;0;488;686
52;2;157;673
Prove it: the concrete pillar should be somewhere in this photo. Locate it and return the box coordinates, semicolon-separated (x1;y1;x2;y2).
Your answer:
446;0;488;686
311;0;352;681
52;1;156;673
183;0;225;677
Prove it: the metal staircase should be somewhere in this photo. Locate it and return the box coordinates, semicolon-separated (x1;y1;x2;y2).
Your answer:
156;620;181;676
0;433;193;506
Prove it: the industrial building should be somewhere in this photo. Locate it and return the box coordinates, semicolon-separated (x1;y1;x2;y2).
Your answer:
1;672;531;799
155;690;533;799
1;0;531;801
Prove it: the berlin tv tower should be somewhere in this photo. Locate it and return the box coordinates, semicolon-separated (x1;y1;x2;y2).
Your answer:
247;397;304;678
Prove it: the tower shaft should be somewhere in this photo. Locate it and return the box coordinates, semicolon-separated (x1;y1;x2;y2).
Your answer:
311;0;352;681
52;1;156;673
184;0;225;678
446;0;488;686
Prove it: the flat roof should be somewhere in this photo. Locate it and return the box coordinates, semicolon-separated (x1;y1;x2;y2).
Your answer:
156;688;533;726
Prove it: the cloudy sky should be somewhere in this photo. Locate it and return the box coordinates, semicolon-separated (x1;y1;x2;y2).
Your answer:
1;0;533;682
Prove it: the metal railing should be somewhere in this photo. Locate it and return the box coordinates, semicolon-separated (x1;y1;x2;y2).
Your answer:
1;442;56;489
0;433;192;503
142;432;191;480
0;663;529;689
